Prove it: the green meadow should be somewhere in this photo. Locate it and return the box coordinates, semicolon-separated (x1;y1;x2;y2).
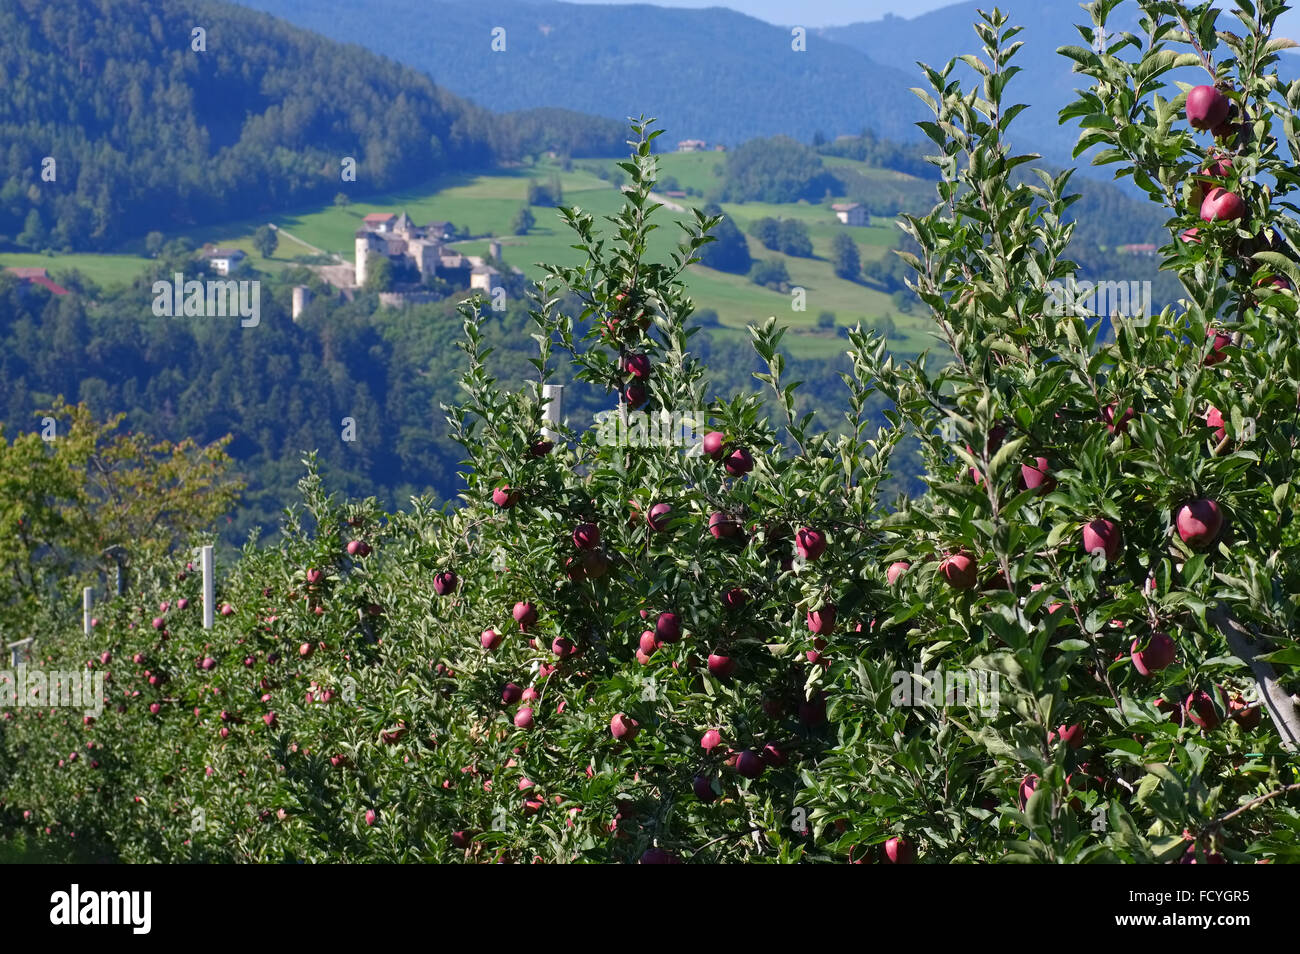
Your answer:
1;154;931;357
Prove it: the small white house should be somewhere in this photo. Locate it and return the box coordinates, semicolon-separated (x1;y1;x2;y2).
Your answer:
677;139;708;152
832;202;870;227
204;248;247;275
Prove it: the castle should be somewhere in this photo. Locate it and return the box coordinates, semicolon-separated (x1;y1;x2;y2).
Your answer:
354;212;499;293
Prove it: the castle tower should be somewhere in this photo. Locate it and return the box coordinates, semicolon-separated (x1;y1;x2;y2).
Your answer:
292;285;312;320
354;231;371;287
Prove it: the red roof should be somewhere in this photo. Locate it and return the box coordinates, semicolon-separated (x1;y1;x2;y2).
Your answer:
363;213;396;222
29;275;70;295
4;266;69;294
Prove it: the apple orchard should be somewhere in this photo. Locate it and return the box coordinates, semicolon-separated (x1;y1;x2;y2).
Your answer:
2;2;1300;864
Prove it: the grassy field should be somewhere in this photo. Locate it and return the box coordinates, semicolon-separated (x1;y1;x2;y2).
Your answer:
2;154;933;356
0;251;155;289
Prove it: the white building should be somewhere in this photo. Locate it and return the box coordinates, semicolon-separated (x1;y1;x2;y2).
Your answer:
470;264;501;293
204;248;247;276
832;203;870;227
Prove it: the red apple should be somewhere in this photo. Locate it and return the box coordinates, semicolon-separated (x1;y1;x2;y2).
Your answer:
939;551;977;589
625;382;648;409
1229;695;1261;730
701;728;722;752
529;439;553;457
1131;631;1176;676
365;809;377;827
513;707;535;729
693;774;717;803
1019;773;1039;810
1200;187;1245;223
723;447;753;476
886;561;910;585
883;835;916;864
1176;499;1223;549
708;512;739;539
1204;327;1231;366
655;612;682;644
761;743;788;767
648;503;672;531
702;431;726;460
1020;457;1056;494
1082;518;1123;562
736;750;765;779
492;486;519;509
200;657;216;671
1186;85;1230;130
433;570;459;596
720;587;748;611
347;540;371;557
512;601;537;631
610;713;639;741
1102;404;1136;435
1185;688;1224;731
1205;406;1226;443
638;630;659;655
151;617;164;630
1055;723;1085;749
624;353;650;378
707;654;736;679
795;527;827;560
501;683;523;705
573;523;600;550
807;604;837;635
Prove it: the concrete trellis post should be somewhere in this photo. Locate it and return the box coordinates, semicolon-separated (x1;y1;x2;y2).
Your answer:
542;384;564;443
102;545;127;597
83;586;93;635
201;544;215;630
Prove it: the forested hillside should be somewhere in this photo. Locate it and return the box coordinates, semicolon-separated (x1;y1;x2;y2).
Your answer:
0;257;919;547
0;0;626;252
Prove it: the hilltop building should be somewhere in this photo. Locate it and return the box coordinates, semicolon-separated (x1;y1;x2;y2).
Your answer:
203;248;247;275
354;210;504;306
831;202;870;227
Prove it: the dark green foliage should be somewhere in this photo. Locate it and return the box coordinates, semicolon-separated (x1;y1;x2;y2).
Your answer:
830;232;861;281
695;203;752;274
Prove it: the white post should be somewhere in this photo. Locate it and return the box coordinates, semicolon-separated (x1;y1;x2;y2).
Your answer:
83;587;93;635
201;544;215;630
542;384;564;443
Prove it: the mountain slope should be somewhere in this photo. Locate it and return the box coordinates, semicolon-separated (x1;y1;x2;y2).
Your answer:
234;0;926;145
821;1;1298;169
0;0;625;252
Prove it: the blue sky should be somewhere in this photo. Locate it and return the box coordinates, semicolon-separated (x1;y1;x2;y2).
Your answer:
562;0;1300;34
561;0;950;26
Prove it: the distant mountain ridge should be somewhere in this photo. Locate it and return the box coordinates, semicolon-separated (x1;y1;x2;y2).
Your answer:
820;1;1299;168
234;0;928;145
